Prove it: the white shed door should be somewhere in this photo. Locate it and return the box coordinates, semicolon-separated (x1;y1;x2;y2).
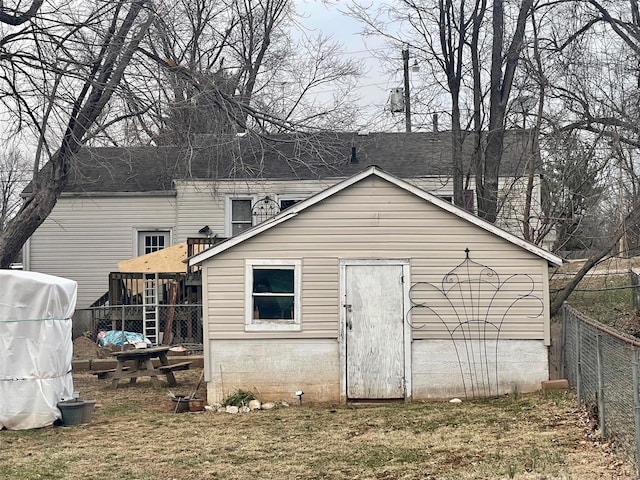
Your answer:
345;264;405;399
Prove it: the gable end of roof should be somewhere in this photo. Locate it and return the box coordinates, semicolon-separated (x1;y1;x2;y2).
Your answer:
188;166;562;267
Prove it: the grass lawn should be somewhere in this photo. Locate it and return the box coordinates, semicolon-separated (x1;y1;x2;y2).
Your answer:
0;368;635;480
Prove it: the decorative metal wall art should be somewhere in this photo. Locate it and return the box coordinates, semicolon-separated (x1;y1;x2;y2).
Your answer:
408;248;543;399
252;196;280;224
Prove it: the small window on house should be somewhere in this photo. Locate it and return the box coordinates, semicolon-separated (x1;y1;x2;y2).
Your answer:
435;191;475;213
279;198;303;210
245;259;301;331
137;231;170;256
231;199;253;236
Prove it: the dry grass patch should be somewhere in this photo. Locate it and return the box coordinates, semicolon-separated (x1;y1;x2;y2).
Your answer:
0;369;635;479
550;260;640;334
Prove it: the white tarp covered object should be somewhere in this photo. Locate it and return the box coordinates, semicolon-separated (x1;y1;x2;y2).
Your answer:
0;270;77;430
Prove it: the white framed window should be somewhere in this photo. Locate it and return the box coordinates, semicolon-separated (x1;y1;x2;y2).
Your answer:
435;190;474;213
277;195;306;211
137;230;170;256
225;196;256;237
245;259;302;332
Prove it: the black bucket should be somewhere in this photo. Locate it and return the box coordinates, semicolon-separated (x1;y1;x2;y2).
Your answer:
171;395;190;413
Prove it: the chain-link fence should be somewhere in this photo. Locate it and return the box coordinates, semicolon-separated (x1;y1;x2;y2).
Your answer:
81;305;203;346
562;303;640;471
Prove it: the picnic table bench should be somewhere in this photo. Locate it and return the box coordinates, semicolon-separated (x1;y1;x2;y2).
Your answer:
93;346;191;388
91;366;130;379
158;361;192;373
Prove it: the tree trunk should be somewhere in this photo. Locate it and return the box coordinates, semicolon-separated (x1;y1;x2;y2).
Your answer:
0;0;152;268
471;0;486;215
0;163;64;267
451;96;465;207
478;0;533;223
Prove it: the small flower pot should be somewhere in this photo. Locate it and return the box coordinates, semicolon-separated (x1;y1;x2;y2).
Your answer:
57;400;86;426
189;398;206;412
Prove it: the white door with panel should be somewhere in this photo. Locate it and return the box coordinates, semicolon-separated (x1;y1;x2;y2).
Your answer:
345;264;405;399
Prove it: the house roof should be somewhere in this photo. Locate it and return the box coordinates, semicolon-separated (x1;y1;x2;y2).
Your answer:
26;130;535;194
188;166;563;267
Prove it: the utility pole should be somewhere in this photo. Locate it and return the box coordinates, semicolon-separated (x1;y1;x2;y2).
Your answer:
402;48;411;133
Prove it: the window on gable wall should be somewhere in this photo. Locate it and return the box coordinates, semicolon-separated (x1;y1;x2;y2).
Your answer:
245;259;301;331
436;190;475;214
278;197;305;210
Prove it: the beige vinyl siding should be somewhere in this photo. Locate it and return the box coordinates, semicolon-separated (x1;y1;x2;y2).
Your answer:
496;175;546;243
174;179;335;240
175;175;544;242
204;176;549;342
174;182;225;241
27;194;177;308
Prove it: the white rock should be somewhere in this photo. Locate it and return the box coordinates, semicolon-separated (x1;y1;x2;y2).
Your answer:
239;405;250;413
449;398;463;404
281;401;289;407
248;399;262;410
261;402;276;410
226;405;239;414
216;407;226;413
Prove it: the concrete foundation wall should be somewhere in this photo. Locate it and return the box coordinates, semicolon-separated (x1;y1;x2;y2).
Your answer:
206;338;548;404
207;339;341;404
412;339;549;399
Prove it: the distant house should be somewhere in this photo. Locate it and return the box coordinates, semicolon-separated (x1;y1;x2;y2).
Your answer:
189;166;562;403
22;131;543;310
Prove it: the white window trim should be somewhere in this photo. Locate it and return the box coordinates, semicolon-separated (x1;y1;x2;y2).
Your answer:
245;259;302;332
434;193;453;203
276;194;308;210
133;228;172;257
225;195;257;238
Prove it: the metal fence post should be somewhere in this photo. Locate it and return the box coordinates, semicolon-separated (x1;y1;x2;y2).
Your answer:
596;334;606;439
576;320;582;406
561;304;567;379
632;349;640;476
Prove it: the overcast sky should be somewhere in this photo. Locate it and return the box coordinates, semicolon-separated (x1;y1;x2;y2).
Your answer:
295;1;409;131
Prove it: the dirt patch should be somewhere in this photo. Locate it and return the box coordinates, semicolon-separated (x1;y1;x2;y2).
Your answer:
72;335;103;360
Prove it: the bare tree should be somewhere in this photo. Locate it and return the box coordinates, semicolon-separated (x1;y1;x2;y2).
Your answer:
478;0;534;223
0;0;155;267
348;0;482;207
0;0;364;267
542;132;607;252
0;149;30;232
545;0;640;314
0;0;42;25
349;0;535;223
129;0;362;143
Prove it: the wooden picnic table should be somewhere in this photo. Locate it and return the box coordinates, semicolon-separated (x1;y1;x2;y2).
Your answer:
99;346;191;389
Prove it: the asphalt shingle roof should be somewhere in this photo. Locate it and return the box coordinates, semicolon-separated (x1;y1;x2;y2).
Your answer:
36;130;534;194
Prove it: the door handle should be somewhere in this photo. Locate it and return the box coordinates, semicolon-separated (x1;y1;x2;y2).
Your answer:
345;304;353;330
